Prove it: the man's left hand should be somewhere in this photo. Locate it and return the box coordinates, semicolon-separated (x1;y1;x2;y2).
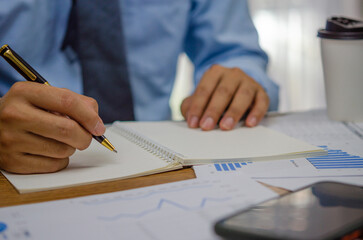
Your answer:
181;65;269;131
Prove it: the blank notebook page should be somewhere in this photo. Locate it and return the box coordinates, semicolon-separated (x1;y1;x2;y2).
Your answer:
114;121;324;164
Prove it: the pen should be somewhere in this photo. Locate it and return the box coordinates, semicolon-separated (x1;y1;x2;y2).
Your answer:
0;44;117;153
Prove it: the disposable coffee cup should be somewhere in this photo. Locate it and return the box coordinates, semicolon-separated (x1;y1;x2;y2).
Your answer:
318;16;363;122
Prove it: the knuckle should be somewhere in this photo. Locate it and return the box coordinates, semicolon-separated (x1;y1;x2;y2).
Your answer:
216;86;232;98
83;112;99;126
88;97;99;111
195;86;211;98
56;120;77;139
240;88;254;98
210;64;222;71
59;89;77;110
230;67;243;75
0;104;22;122
9;81;27;94
0;131;15;149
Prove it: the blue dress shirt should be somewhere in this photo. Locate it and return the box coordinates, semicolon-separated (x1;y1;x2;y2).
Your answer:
0;0;278;121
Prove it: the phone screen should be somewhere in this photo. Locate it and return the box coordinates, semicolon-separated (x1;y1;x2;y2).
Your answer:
215;182;363;240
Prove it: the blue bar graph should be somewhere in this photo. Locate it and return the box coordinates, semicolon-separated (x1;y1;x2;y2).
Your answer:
221;163;229;171
307;146;363;169
234;163;241;168
228;163;236;170
213;146;363;171
214;162;252;171
214;164;222;171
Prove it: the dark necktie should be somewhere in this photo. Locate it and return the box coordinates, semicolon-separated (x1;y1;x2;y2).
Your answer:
62;0;134;123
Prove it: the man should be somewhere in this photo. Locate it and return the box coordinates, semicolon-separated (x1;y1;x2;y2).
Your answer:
0;0;278;173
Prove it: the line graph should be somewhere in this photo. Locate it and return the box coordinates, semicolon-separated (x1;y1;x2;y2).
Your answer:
81;183;213;205
70;177;255;223
0;175;276;240
97;197;231;221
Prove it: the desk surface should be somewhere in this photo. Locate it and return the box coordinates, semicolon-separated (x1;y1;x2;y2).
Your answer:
0;167;288;208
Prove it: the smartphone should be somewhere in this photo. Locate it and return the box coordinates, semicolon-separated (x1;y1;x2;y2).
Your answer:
215;182;363;240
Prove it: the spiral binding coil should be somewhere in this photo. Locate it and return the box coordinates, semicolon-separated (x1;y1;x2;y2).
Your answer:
112;123;182;164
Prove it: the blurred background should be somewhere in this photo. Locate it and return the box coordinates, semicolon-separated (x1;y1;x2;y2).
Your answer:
170;0;363;120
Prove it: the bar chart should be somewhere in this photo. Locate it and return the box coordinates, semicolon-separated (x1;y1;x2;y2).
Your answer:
307;146;363;169
213;162;252;172
212;146;363;172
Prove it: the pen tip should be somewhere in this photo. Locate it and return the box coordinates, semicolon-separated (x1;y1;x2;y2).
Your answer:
113;149;118;153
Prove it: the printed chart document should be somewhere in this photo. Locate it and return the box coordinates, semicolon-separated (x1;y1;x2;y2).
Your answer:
262;110;363;156
2;121;323;193
194;151;363;191
194;110;363;190
0;175;277;240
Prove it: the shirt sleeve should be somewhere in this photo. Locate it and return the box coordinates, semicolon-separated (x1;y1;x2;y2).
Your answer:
184;0;279;111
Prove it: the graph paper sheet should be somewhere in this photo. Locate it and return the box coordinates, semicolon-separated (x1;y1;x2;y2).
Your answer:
193;110;363;190
0;174;276;240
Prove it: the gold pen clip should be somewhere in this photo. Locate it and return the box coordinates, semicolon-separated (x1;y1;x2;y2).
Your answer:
0;45;37;81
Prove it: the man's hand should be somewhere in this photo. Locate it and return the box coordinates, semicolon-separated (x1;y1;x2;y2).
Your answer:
181;65;269;131
0;82;105;174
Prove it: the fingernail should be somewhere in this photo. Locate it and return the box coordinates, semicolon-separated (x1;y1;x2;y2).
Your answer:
248;116;257;127
221;117;234;130
201;117;214;130
94;120;106;136
189;116;199;128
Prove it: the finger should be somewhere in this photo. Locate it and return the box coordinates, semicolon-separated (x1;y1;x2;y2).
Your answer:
3;99;93;150
5;130;76;159
12;82;105;136
21;106;93;150
180;96;192;119
0;152;69;174
245;89;269;127
80;95;99;114
186;65;225;128
219;81;257;130
199;70;241;131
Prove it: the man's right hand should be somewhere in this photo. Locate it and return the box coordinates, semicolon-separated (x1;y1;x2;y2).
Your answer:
0;82;105;174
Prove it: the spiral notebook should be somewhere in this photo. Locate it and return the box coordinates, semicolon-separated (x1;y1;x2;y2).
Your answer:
2;121;325;193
